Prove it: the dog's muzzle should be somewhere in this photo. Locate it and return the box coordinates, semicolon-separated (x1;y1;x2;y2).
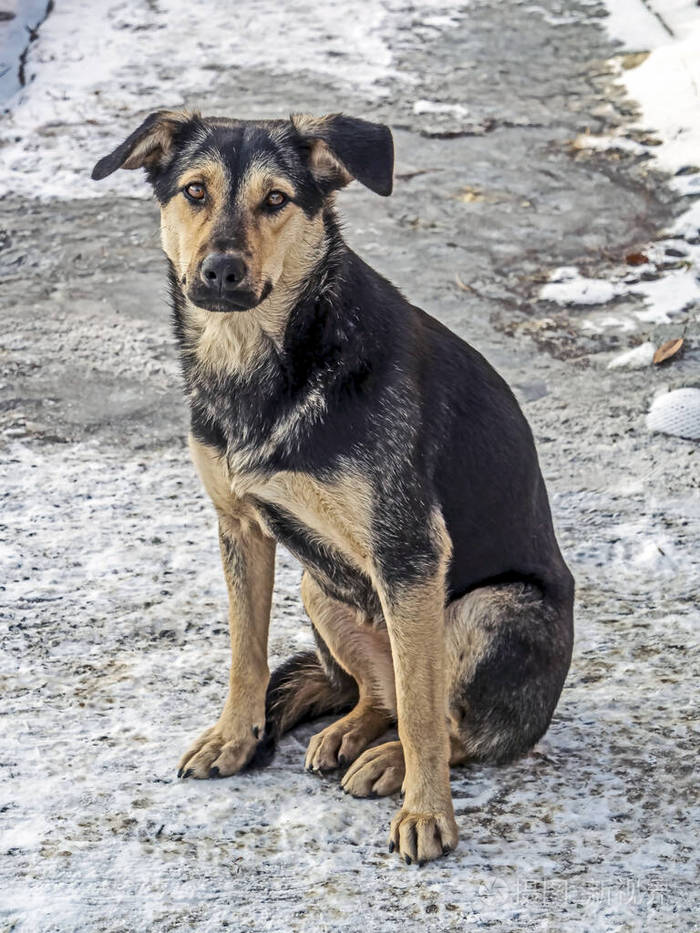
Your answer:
188;251;262;312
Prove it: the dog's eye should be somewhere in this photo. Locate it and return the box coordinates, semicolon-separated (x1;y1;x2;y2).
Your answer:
184;183;206;203
265;190;287;209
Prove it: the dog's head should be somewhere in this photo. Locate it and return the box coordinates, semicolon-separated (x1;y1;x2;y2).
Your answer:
92;111;393;312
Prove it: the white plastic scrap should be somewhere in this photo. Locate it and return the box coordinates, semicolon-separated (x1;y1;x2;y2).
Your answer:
646;387;700;440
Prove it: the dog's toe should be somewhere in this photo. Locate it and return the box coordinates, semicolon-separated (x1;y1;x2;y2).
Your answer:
340;741;405;798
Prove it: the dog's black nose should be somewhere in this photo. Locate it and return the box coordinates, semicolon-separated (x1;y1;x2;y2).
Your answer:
200;253;248;293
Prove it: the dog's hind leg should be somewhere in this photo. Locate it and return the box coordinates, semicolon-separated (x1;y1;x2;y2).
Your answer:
446;580;574;763
300;572;395;773
341;580;573;795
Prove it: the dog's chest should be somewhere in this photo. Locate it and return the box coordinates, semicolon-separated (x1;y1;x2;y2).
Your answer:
248;468;373;574
186;318;382;612
194;433;379;612
251;468;381;614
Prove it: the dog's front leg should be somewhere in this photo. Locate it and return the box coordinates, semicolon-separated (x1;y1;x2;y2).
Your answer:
178;507;275;780
377;564;458;864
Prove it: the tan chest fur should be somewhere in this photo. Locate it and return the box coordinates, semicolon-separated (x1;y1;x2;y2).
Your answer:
189;436;374;577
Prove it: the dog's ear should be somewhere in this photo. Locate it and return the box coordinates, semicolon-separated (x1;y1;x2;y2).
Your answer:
91;110;195;181
292;113;394;197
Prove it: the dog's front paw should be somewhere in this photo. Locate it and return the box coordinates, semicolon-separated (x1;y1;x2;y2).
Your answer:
177;719;262;779
389;806;459;865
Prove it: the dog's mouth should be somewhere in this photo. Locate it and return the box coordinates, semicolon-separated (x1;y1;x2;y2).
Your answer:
186;280;272;314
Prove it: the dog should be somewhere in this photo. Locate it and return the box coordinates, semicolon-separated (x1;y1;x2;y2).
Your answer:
92;111;574;865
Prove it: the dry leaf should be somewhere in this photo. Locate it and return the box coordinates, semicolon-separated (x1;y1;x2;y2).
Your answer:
455;186;484;203
653;338;684;365
620;51;650;70
455;273;472;292
625;251;648;265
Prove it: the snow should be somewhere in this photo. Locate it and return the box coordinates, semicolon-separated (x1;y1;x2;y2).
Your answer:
602;0;670;49
539;259;697;327
633;267;700;323
567;1;700;335
540;267;623;306
2;1;699;929
607;341;655;368
623;28;700;177
0;0;468;201
413;99;469;118
3;433;697;930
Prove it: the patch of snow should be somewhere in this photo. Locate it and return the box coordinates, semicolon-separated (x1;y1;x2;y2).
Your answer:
623;33;700;177
607;341;655;368
670;194;700;239
633;267;700;323
0;0;467;201
540;258;698;329
574;132;646;155
604;0;700;50
540;268;624;305
602;0;670;49
576;1;700;335
2;439;698;930
580;313;638;332
412;99;469;118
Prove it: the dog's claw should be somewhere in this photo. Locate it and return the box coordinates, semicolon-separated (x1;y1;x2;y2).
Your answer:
177;767;183;778
405;856;412;865
252;725;259;739
388;841;395;853
182;768;193;779
337;754;347;767
209;766;220;778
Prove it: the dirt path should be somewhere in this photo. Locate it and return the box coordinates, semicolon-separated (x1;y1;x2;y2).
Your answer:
1;1;697;930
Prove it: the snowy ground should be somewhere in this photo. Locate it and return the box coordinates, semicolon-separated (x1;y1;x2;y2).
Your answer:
1;1;698;930
541;0;700;348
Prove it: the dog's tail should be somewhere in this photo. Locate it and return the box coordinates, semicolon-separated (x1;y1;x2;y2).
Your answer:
247;650;358;769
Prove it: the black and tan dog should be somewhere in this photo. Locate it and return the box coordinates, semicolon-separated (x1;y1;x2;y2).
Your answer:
92;110;574;865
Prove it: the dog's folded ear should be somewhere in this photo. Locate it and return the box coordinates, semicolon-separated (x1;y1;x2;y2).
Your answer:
91;110;195;181
292;113;394;197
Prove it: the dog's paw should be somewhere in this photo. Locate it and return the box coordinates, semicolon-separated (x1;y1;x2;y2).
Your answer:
389;806;459;865
340;740;405;797
305;708;389;774
177;720;262;779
